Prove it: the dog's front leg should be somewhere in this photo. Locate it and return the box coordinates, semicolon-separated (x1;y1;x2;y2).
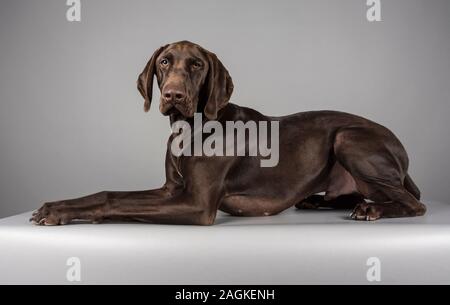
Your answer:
30;190;216;226
105;192;217;225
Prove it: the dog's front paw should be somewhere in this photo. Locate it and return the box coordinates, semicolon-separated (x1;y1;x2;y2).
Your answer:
30;201;73;226
350;202;382;221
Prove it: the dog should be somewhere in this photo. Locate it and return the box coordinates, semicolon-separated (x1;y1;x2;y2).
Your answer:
30;40;426;226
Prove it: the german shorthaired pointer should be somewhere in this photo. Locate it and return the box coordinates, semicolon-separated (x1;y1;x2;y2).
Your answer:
31;41;426;225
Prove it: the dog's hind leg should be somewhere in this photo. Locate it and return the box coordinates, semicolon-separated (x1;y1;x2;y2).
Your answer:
349;185;426;221
333;127;426;221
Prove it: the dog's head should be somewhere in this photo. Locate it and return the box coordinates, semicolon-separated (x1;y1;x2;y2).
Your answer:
137;41;233;120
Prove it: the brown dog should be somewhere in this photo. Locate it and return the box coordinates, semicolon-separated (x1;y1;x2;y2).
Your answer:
30;41;426;226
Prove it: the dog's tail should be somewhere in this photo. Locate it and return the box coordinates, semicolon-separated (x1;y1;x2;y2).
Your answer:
404;174;421;200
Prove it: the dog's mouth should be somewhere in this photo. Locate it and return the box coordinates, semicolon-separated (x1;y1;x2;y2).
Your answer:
164;106;181;116
160;99;195;118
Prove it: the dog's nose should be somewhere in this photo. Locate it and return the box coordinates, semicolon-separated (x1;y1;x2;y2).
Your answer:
163;89;186;103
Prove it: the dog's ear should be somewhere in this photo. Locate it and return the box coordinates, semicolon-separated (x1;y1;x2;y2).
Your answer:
203;51;234;120
137;45;167;112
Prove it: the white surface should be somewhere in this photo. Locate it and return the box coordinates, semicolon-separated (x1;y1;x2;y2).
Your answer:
1;201;450;284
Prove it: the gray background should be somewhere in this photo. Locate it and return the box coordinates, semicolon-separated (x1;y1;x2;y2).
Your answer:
0;0;449;218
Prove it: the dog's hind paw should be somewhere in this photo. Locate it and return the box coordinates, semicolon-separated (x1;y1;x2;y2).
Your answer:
350;203;381;221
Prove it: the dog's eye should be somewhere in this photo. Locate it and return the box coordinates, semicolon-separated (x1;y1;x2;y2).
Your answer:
160;58;169;66
192;61;202;69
